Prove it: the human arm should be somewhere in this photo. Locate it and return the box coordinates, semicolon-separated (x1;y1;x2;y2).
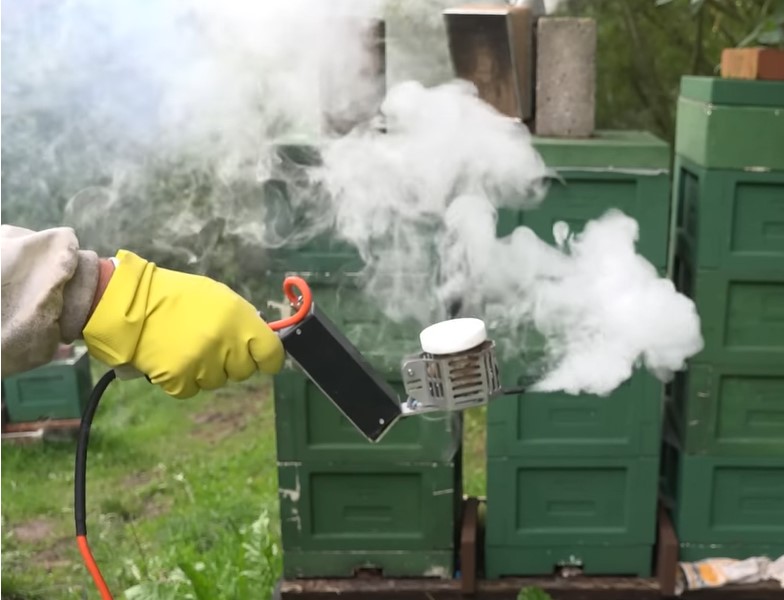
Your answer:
1;225;284;396
0;224;109;377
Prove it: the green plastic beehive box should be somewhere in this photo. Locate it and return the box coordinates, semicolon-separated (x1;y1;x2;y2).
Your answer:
665;364;784;457
274;369;461;464
675;76;784;171
277;460;460;578
281;549;456;579
672;240;784;368
487;370;662;458
264;134;673;275
2;346;93;422
266;226;362;276
485;455;660;546
528;130;672;269
484;455;659;577
258;143;363;275
660;440;784;546
672;156;784;273
485;545;653;578
258;142;519;276
533;130;671;169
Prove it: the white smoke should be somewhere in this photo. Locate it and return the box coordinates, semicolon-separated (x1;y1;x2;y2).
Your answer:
1;0;703;395
313;79;549;323
438;200;704;395
313;83;704;394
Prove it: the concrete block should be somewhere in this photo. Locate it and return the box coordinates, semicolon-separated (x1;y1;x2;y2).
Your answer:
535;17;596;138
444;5;536;121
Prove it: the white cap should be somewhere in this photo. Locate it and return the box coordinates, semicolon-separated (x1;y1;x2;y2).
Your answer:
419;318;488;355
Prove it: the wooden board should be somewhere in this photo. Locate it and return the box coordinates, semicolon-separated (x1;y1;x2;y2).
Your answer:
278;577;783;599
2;418;81;443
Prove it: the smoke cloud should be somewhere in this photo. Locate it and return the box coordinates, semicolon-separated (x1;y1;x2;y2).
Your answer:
437;201;704;394
1;0;703;395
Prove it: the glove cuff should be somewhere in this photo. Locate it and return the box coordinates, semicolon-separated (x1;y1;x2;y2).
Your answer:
61;249;100;343
82;250;155;366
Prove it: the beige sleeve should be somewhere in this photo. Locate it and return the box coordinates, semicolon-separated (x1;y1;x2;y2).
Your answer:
1;225;100;377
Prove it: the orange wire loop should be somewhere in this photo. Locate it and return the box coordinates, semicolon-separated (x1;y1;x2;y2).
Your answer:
268;276;313;331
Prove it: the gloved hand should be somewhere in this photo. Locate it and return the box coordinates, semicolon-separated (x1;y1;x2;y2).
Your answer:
83;250;284;398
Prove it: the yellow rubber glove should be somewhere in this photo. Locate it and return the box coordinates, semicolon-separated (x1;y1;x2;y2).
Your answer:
83;250;284;398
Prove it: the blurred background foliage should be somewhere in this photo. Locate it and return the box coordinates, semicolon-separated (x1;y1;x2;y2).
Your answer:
2;0;782;299
556;0;783;142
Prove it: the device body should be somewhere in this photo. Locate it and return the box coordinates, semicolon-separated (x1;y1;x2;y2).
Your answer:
277;303;403;442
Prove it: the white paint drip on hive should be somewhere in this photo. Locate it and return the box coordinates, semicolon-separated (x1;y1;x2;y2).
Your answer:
287;507;302;532
279;470;301;503
424;566;449;578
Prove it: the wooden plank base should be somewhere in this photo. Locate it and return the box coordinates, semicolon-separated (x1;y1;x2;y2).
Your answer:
2;418;81;443
278;577;783;599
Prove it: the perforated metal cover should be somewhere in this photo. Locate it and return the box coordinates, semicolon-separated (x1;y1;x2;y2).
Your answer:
400;341;502;415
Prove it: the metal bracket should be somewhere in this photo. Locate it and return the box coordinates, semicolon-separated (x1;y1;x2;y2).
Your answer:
399;341;503;416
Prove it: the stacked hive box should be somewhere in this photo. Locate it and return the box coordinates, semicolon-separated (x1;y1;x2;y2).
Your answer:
485;131;672;578
258;143;364;277
663;76;784;561
266;146;463;579
2;345;93;423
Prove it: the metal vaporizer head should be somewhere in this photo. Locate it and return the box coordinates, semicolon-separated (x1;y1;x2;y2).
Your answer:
400;318;503;416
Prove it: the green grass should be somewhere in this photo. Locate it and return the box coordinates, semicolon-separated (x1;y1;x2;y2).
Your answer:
1;362;487;599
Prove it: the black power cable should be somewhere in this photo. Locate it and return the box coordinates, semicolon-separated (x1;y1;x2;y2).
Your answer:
71;276;311;600
74;368;117;599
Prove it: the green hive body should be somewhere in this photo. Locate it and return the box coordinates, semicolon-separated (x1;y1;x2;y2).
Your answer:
529;130;671;269
2;346;93;423
270;87;784;579
485;456;659;578
261;143;364;276
662;76;784;564
485;129;671;578
277;462;461;578
271;270;463;578
675;76;784;171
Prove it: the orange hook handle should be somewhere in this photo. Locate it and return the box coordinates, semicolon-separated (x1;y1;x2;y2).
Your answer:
268;276;313;331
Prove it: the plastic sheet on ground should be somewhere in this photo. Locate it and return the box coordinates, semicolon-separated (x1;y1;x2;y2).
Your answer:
675;555;784;595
